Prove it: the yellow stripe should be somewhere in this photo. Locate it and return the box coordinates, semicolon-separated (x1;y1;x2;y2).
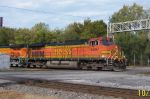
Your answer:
101;51;111;54
45;44;88;48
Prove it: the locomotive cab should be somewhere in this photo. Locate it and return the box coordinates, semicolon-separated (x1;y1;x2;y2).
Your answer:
89;37;113;46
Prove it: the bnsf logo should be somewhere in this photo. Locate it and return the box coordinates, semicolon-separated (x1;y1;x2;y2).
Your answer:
91;48;98;51
55;47;71;56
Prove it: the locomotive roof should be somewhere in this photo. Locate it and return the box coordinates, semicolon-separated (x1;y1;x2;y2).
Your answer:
29;43;45;48
0;39;88;48
0;45;10;48
9;44;26;48
46;39;88;46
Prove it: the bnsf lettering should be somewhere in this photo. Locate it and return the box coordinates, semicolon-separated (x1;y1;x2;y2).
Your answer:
91;48;98;51
55;47;71;56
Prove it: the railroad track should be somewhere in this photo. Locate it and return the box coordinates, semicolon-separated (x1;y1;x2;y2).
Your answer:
0;76;149;99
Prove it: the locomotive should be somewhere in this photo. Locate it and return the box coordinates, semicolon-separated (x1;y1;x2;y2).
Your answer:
0;37;127;71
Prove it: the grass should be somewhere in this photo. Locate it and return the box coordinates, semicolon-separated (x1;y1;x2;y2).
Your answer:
141;72;150;75
0;90;57;99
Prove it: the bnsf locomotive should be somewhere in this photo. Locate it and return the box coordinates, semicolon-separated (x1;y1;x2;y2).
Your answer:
0;37;127;71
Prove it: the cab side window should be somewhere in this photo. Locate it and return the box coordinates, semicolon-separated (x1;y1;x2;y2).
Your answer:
90;41;98;46
95;41;98;45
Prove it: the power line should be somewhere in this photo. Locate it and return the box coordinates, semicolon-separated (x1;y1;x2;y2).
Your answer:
0;5;86;19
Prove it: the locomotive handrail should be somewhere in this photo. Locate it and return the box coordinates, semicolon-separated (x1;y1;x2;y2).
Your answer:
106;49;118;66
111;49;118;60
106;50;113;65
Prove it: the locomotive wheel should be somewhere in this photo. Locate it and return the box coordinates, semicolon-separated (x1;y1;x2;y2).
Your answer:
113;67;123;72
79;62;88;70
113;62;125;72
92;66;98;70
33;65;36;68
81;66;88;70
16;64;19;67
27;64;30;68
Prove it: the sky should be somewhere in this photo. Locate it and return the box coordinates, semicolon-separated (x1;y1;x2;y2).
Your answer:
0;0;149;29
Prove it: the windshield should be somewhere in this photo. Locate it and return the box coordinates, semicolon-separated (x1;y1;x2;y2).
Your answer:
102;38;114;45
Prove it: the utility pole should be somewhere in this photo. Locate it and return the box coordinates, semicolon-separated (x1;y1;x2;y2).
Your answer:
148;56;150;66
134;54;135;66
140;53;143;66
0;17;3;27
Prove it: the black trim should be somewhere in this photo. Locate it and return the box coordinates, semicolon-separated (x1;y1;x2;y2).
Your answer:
47;39;88;46
0;46;10;48
29;43;45;48
10;44;26;48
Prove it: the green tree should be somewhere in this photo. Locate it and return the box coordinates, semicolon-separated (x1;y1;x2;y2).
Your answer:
62;18;107;40
0;27;16;45
110;3;148;22
110;3;149;65
15;28;33;44
81;19;107;39
145;43;150;56
51;29;64;42
63;23;82;41
31;22;49;43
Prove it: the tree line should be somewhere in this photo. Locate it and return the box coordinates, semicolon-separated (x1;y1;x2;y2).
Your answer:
0;3;150;65
111;3;150;65
0;19;106;45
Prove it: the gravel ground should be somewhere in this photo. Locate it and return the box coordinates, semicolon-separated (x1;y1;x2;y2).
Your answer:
0;83;122;99
0;67;150;91
0;66;150;98
0;79;13;83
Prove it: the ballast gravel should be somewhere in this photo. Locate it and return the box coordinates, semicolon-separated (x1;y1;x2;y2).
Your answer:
0;84;122;99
